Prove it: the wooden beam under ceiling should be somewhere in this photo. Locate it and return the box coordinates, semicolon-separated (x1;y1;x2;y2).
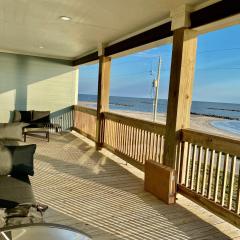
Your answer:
190;0;240;28
72;51;99;66
104;22;172;56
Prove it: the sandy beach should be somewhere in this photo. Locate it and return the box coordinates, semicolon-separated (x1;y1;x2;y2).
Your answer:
79;101;240;139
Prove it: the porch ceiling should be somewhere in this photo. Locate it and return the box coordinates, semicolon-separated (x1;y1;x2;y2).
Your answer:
0;0;210;60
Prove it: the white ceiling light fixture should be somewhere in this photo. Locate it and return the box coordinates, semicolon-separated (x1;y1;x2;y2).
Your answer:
59;16;72;21
39;46;44;49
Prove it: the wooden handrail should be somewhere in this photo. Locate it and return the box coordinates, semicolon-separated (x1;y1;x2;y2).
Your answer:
181;128;240;157
74;105;97;116
103;112;166;135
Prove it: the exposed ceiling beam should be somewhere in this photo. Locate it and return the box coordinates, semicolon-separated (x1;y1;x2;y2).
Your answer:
104;22;172;56
72;52;99;66
190;0;240;28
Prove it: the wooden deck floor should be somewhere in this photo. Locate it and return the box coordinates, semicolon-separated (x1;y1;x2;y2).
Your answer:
28;131;240;240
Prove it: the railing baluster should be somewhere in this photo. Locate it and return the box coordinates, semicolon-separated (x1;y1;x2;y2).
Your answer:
105;119;109;145
160;136;164;163
129;125;133;157
141;130;145;163
116;122;120;150
137;129;141;162
158;135;161;163
134;128;139;161
196;146;203;193
123;124;127;154
151;133;155;161
108;119;111;146
112;120;115;147
120;123;124;153
185;143;192;188
147;131;150;162
146;131;150;163
228;156;236;210
113;121;116;148
107;119;110;145
190;144;197;190
214;152;222;203
221;153;229;207
155;134;159;162
202;148;209;196
149;132;153;161
145;131;149;163
179;142;188;185
126;125;129;155
176;142;182;183
140;130;145;163
208;150;215;199
132;127;136;159
111;120;114;147
152;133;155;161
154;134;158;162
118;122;122;152
128;126;132;156
124;125;127;154
128;126;132;157
236;163;240;214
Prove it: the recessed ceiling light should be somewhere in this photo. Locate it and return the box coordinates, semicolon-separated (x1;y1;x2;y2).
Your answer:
59;16;72;21
39;46;44;49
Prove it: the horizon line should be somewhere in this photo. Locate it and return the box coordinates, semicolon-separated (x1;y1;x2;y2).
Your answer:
78;93;240;105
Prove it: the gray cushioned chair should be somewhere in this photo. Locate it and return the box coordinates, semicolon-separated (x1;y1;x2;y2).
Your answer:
0;175;35;209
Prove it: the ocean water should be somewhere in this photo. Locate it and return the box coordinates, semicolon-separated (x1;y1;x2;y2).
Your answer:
79;94;240;135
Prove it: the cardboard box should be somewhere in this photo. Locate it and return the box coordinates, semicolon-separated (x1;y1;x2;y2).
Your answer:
144;160;176;204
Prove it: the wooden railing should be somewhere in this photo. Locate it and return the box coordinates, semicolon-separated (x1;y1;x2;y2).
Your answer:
178;128;240;226
51;106;74;131
72;105;240;226
102;112;166;170
73;105;97;141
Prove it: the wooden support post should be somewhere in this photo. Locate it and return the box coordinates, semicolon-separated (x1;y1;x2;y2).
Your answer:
144;28;197;204
96;55;111;150
163;28;197;169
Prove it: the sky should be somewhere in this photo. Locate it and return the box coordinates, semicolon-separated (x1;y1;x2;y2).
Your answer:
79;24;240;104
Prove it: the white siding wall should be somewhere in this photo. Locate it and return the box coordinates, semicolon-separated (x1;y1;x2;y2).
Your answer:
0;53;78;123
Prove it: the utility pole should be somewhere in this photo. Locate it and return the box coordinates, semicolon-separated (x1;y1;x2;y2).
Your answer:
153;56;162;122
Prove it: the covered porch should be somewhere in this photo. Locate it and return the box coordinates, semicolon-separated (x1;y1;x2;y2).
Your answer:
0;0;240;238
30;131;240;239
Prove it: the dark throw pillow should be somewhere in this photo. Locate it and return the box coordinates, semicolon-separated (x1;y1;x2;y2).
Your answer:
20;111;32;123
4;144;36;176
32;111;50;124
